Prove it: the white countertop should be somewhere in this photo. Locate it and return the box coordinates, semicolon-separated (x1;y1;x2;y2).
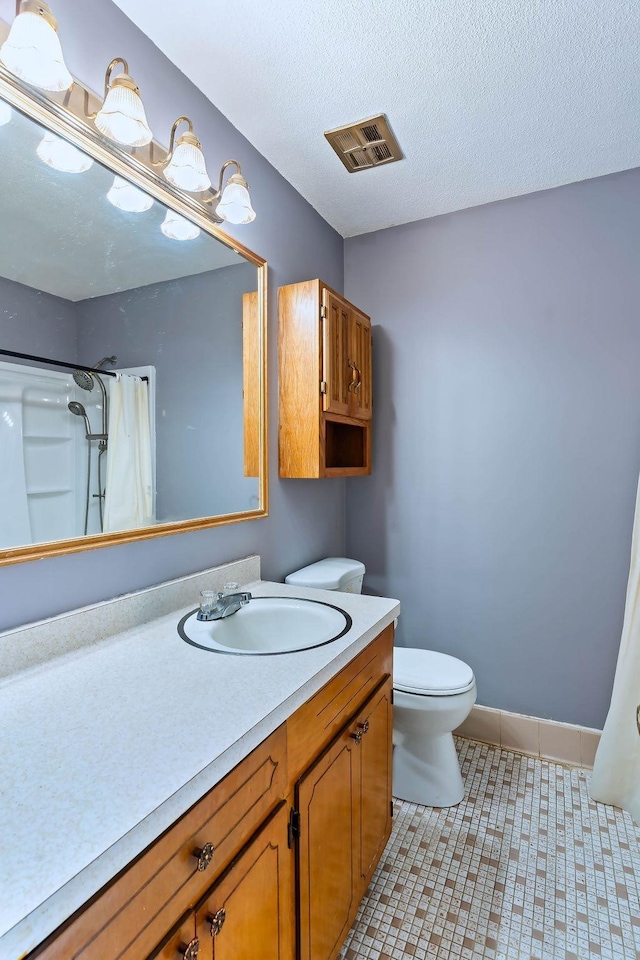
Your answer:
0;579;399;960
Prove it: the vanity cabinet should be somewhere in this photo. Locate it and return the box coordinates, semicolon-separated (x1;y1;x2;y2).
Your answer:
152;803;294;960
278;280;372;478
27;626;393;960
296;678;393;960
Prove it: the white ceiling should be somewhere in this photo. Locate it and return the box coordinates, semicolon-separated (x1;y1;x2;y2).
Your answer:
113;0;640;238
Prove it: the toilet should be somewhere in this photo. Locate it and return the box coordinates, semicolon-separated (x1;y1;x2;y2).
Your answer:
393;647;476;807
285;557;476;808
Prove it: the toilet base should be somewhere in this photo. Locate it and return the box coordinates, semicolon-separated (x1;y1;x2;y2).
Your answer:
393;731;464;807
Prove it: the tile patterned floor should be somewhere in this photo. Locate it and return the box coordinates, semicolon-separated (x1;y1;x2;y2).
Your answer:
339;739;640;960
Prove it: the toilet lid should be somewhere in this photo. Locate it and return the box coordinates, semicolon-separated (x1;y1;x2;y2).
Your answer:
393;647;475;696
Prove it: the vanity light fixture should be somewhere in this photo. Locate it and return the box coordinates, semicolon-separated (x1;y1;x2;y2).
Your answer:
106;175;153;213
156;116;211;193
0;1;72;92
204;160;256;225
160;209;200;241
0;100;11;125
36;129;93;172
94;57;152;147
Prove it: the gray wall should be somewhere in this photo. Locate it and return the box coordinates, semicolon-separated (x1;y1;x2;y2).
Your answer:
76;262;258;521
0;274;78;362
345;166;640;729
0;0;345;632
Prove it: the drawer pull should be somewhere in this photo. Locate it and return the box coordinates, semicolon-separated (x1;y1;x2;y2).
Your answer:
180;938;200;960
194;842;215;871
209;908;227;937
358;720;370;735
350;730;363;744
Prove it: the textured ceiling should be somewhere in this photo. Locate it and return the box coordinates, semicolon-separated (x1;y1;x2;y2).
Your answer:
113;0;640;238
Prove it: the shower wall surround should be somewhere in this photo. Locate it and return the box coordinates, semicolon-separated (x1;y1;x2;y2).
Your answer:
0;0;344;631
345;166;640;729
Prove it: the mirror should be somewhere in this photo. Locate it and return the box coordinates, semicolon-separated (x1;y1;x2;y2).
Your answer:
0;89;266;564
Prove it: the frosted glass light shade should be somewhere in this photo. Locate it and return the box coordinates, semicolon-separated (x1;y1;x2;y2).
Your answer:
0;101;11;126
216;176;256;224
164;134;211;192
37;130;93;173
107;176;153;213
161;209;200;241
0;7;72;92
95;77;152;147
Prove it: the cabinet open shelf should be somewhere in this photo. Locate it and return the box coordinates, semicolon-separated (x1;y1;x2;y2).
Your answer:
324;418;370;472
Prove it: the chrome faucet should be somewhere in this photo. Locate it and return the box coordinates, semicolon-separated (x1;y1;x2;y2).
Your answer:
197;585;252;621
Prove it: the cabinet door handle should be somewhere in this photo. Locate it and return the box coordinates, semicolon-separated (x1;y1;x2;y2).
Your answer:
193;842;215;871
180;938;200;960
357;719;370;735
209;908;227;937
348;360;358;392
350;729;363;744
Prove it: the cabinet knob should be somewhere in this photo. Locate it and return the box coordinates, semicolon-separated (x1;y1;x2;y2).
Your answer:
350;730;363;744
194;842;215;871
209;908;227;936
180;938;200;960
358;720;370;735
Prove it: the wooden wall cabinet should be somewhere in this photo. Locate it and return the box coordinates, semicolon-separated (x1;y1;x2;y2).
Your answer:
279;280;372;478
29;627;393;960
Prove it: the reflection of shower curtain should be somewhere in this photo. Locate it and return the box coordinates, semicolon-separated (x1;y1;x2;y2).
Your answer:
590;472;640;823
0;385;31;547
103;374;153;532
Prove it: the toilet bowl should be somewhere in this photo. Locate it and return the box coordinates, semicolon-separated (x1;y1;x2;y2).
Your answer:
393;647;476;807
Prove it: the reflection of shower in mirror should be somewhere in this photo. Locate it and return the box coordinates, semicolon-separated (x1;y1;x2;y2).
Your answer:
0;359;156;550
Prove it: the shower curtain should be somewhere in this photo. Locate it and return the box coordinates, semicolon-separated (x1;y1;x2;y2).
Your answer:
590;472;640;823
103;374;153;532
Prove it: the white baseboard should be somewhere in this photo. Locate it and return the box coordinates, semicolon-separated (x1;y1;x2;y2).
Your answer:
454;704;601;769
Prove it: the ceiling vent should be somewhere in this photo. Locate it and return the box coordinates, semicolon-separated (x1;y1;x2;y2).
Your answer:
324;114;403;173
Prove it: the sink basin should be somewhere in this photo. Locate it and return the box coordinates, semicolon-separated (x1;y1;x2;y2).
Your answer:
178;596;352;655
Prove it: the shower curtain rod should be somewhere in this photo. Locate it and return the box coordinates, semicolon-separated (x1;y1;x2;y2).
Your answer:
0;348;149;382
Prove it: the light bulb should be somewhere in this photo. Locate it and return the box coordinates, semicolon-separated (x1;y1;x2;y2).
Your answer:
216;173;256;224
95;74;152;147
0;2;72;92
0;100;11;126
160;209;200;241
163;132;211;192
37;130;93;173
106;175;153;213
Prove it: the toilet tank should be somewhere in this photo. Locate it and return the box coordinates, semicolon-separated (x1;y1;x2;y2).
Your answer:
285;557;365;594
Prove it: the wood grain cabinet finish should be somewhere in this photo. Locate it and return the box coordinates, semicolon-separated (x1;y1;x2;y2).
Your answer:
151;803;294;960
27;628;393;960
278;279;373;478
295;677;393;960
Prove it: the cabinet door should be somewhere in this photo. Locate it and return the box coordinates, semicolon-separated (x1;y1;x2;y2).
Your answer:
349;308;372;421
357;679;393;886
322;289;351;416
199;804;294;960
296;725;360;960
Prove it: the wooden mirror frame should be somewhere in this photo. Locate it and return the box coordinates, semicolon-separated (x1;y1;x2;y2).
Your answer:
0;56;268;567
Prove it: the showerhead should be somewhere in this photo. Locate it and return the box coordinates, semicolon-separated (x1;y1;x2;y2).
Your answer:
94;356;117;369
73;370;94;391
68;400;91;436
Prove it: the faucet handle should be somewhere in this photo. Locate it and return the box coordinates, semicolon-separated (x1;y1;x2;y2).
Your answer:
223;582;240;595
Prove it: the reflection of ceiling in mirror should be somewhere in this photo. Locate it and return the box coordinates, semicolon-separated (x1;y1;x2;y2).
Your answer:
0;101;244;301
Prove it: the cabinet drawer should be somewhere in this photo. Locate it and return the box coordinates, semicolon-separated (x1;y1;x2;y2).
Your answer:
32;725;287;960
287;624;393;782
